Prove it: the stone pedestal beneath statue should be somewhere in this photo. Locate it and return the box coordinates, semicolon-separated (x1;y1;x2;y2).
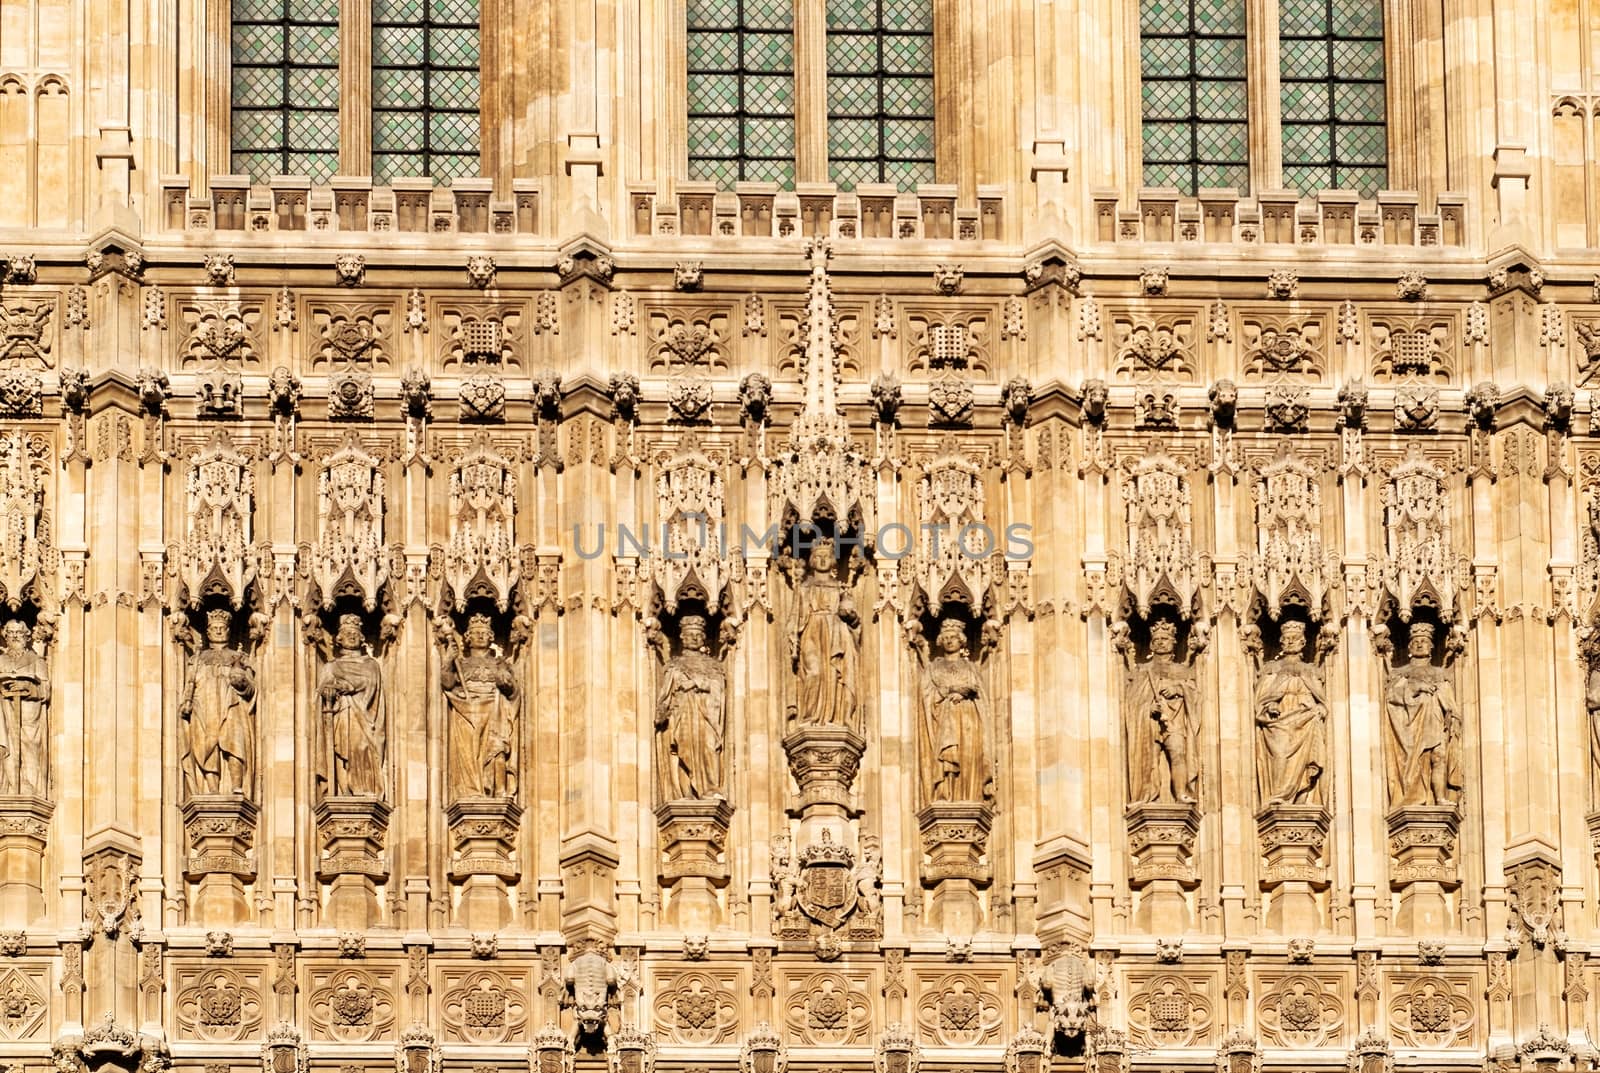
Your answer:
1386;804;1459;933
315;796;390;929
917;802;992;936
181;793;259;926
1125;802;1199;933
447;796;522;930
783;725;865;828
1256;802;1329;934
0;795;51;924
656;797;733;932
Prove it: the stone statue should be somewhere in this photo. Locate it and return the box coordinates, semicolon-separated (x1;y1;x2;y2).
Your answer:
0;619;49;796
441;614;519;800
654;613;725;801
1382;620;1463;808
314;613;386;799
1120;616;1202;805
853;837;883;920
177;609;254;800
788;540;862;730
1252;619;1329;807
913;614;994;804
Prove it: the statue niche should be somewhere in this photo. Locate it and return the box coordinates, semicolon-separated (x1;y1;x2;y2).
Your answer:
437;608;525;802
781;532;864;734
1116;610;1204;807
911;608;994;807
1244;615;1331;809
647;601;734;932
0;615;51;799
308;609;387;801
1376;615;1463;810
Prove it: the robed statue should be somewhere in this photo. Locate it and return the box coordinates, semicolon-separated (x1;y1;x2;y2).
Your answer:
1382;620;1463;808
441;613;519;800
1119;615;1203;805
178;609;255;800
654;613;725;801
314;613;386;799
913;614;994;804
788;540;862;730
0;619;50;797
1250;618;1329;807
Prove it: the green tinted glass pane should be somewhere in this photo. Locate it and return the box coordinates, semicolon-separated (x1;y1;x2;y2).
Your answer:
287;24;337;63
1195;121;1245;159
688;31;739;68
688;116;740;155
1333;0;1383;36
374;68;422;107
432;69;479;107
1278;0;1326;35
882;0;930;31
746;74;792;112
429;154;476;182
882;76;931;114
1283;165;1331;194
288;0;337;18
1334;81;1385;120
828;33;876;73
430;110;478;147
1332;38;1382;79
1141;0;1186;34
286;151;338;181
375;25;424;63
232;24;284;64
1281;81;1325;121
883;33;931;72
373;152;424;181
1142;121;1189;160
233;0;281;20
1336;124;1386;164
288;109;338;150
1280;38;1325;78
289;66;340;107
744;117;793;155
830;158;877;189
687;0;737;25
689;157;739;185
374;111;424;151
1192;0;1243;33
1144;162;1187;188
1142;81;1189;120
1196;78;1245;118
1282;123;1329;160
431;0;476;21
883;117;931;156
232;110;281;146
1140;37;1188;77
884;159;933;186
688;72;739;111
1193;36;1243;77
374;0;423;18
231;150;278;181
1195;162;1247;190
746;158;795;184
233;66;283;108
1344;166;1385;197
829;117;878;156
746;31;792;70
827;0;874;30
744;0;790;28
829;75;877;112
432;27;479;64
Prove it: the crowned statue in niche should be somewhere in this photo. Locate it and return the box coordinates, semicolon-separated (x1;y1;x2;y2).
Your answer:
0;618;50;797
653;610;726;802
1118;612;1205;806
1248;617;1330;807
439;611;522;801
177;607;257;801
786;537;863;732
912;611;994;805
311;611;387;800
1379;618;1463;809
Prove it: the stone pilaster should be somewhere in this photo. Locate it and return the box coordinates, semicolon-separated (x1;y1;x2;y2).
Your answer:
446;796;522;930
1255;802;1329;934
315;797;390;928
1124;802;1199;932
180;793;258;926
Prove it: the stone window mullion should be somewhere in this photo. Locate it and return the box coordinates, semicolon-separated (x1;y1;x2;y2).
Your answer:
341;0;372;175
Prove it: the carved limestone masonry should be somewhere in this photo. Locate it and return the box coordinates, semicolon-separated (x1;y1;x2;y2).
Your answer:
173;603;260;925
1504;853;1564;951
307;433;393;614
438;434;521;615
324;320;379;421
175;430;259;611
0;610;53;924
308;609;390;929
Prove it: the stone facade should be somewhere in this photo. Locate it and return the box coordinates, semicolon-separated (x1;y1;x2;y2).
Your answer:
2;5;1600;1073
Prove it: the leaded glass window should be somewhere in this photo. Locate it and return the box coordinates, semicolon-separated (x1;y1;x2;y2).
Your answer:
1139;0;1248;195
1280;0;1386;196
231;0;341;183
687;0;796;186
826;0;934;190
373;0;482;184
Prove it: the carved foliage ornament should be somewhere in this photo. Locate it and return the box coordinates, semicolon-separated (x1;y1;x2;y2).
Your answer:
784;973;871;1045
653;443;730;614
178;431;257;609
310;434;390;610
915;975;1003;1046
1122;452;1199;620
1381;447;1455;620
0;431;51;611
1254;974;1342;1048
176;969;265;1041
1126;974;1213;1048
1249;447;1331;620
441;971;528;1044
913;449;993;617
652;972;740;1044
441;436;519;612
